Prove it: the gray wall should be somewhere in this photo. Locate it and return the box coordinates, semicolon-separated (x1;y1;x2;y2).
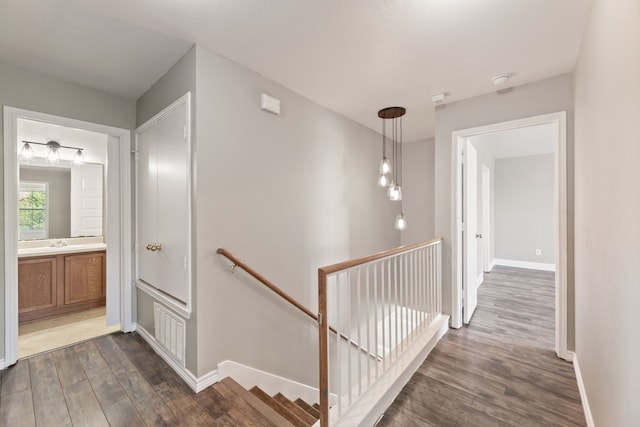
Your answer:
573;0;640;424
0;62;136;360
401;138;435;245
194;44;399;381
135;46;198;373
19;166;71;239
434;74;575;349
494;155;554;264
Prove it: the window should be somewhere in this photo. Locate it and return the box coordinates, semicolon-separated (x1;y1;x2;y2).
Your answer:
19;181;48;240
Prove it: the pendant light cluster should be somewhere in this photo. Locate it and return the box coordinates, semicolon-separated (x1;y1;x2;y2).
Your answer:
19;140;85;166
377;107;407;230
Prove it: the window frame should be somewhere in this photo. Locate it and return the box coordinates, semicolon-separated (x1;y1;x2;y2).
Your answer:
18;180;49;240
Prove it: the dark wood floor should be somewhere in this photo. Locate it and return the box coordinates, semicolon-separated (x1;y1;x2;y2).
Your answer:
379;266;586;427
0;332;289;426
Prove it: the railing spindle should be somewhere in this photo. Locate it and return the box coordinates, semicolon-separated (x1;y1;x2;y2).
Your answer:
365;266;371;387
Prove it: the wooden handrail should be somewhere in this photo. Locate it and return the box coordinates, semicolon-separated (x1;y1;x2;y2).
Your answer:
216;248;382;362
217;248;317;322
319;237;443;275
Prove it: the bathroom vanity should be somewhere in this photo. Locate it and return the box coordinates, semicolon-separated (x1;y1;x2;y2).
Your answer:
18;238;106;322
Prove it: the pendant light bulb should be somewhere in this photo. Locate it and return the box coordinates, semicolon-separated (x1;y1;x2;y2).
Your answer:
395;213;407;230
378;173;390;188
389;184;402;201
379;157;391;174
19;143;35;163
72;149;85;166
46;146;60;165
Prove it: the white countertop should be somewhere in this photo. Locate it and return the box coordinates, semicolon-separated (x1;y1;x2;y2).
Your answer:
18;238;106;258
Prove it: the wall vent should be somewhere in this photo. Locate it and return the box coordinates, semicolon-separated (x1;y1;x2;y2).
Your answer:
153;302;186;367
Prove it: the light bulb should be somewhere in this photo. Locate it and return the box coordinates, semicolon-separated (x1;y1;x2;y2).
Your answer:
47;146;61;165
379;157;391;174
395;213;407;230
72;149;85;166
19;143;35;163
389;184;402;201
378;173;390;187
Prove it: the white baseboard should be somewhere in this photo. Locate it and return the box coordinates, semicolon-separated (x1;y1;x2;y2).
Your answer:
335;315;450;427
218;360;325;405
136;325;218;392
571;351;595;427
493;258;556;272
486;259;496;272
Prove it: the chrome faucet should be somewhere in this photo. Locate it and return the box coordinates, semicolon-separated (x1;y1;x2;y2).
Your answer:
50;240;68;248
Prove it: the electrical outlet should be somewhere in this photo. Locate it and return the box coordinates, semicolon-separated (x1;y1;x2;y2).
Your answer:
535;249;542;256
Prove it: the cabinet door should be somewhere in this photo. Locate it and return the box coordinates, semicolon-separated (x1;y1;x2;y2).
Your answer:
64;252;106;304
137;100;189;303
18;257;57;313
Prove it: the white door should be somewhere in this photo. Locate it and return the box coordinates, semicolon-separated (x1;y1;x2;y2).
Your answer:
463;140;478;323
482;165;491;272
137;101;189;303
70;163;103;237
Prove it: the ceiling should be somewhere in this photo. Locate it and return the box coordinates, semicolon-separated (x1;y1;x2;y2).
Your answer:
0;0;591;141
470;123;556;160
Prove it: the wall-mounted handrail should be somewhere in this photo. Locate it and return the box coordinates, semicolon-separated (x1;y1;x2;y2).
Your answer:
217;248;317;321
216;248;381;361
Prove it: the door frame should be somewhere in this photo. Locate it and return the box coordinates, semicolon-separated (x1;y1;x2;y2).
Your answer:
462;139;479;323
450;111;569;360
3;106;134;368
481;165;491;272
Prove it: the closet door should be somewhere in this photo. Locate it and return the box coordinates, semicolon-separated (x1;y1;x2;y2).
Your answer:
137;98;189;303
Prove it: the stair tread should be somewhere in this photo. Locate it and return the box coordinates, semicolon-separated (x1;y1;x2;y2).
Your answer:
217;378;295;426
294;398;320;420
312;403;320;411
250;386;310;427
273;393;318;425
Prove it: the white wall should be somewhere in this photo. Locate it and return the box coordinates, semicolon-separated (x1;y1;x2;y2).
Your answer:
193;45;399;383
0;62;135;361
401;138;435;245
494;154;554;264
434;74;575;349
573;0;640;424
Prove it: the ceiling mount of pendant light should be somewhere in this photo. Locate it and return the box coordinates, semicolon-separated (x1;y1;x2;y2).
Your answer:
376;106;408;230
19;140;85;166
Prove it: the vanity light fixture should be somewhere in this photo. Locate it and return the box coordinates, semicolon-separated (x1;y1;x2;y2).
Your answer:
19;140;85;166
377;106;408;230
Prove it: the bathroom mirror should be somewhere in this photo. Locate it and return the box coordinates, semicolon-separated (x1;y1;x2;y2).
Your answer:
19;161;104;241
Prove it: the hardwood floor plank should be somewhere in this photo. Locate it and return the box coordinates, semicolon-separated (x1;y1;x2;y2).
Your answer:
103;397;146;427
114;369;178;426
51;347;86;387
29;354;72;427
1;359;31;396
154;380;217;426
0;389;36;427
62;380;109;427
74;341;126;408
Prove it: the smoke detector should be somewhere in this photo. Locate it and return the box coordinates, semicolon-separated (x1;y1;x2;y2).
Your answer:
492;74;511;86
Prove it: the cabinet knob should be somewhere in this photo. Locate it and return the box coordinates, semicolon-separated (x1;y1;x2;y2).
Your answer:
145;243;162;252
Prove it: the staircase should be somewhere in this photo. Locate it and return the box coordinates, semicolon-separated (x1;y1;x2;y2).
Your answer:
212;377;320;426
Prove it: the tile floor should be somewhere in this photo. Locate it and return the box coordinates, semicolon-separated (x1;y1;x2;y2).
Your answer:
18;307;120;358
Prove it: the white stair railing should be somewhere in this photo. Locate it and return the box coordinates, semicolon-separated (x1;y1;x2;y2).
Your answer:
317;238;443;426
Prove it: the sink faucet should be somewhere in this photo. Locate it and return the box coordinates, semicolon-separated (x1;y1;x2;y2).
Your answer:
50;240;68;248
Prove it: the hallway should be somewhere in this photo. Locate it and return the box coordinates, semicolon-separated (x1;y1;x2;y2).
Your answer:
379;266;586;426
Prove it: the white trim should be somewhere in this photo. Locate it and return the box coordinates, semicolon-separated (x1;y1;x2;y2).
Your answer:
475;272;484;289
334;315;449;427
571;352;595;427
487;259;496;272
134;92;192;319
450;112;570;361
0;359;5;369
218;360;327;405
493;259;556;272
3;107;133;367
136;324;219;393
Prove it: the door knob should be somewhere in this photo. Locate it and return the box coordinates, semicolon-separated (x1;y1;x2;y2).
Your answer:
476;233;483;239
145;243;162;251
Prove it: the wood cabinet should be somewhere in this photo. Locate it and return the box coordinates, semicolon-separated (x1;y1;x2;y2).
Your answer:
18;250;106;322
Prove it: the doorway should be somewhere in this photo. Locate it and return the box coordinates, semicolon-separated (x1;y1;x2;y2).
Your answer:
451;112;570;360
3;107;134;367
